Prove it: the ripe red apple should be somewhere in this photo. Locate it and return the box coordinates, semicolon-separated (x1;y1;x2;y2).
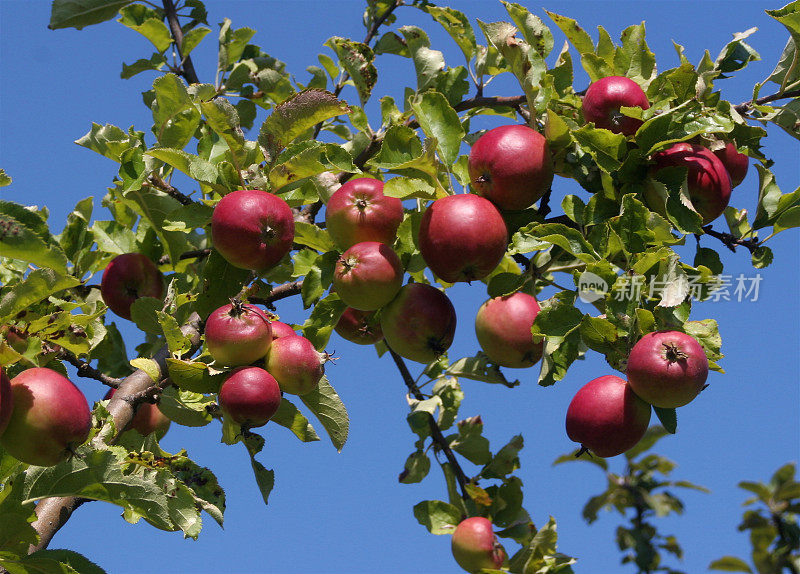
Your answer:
334;307;383;345
1;368;91;466
475;292;543;368
211;189;295;271
325;178;404;250
649;143;732;224
713;142;749;188
565;375;651;458
0;368;13;437
270;320;296;339
218;367;281;428
100;253;164;320
380;283;457;364
205;301;273;366
104;388;171;439
468;124;554;211
332;241;404;311
451;517;506;573
626;330;709;408
264;335;325;395
581;75;650;135
418;194;508;283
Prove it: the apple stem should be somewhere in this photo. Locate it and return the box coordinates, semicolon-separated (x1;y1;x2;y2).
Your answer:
575;446;591;458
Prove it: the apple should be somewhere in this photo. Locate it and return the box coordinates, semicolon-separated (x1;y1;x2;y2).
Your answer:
211;189;295;271
565;375;651;458
581;75;650;135
264;335;326;395
0;368;13;437
451;517;506;573
325;177;403;250
205;301;273;366
218;367;282;428
626;330;709;408
380;283;457;364
1;368;91;466
104;388;171;439
418;194;508;283
334;307;383;345
468;124;554;211
475;292;543;368
649;143;732;224
100;253;164;320
714;142;749;188
270;320;297;339
332;241;404;311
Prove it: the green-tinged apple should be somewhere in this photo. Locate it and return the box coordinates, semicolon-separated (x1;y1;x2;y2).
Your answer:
475;292;543;368
104;388;171;439
451;517;506;573
265;335;326;395
100;253;164;320
333;241;403;311
270;320;297;339
325;178;403;250
218;367;282;427
205;301;273;366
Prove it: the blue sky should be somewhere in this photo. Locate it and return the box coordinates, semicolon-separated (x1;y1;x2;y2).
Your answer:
1;1;798;573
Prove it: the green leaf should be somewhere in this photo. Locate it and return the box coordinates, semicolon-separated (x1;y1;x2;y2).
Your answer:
129;358;160;383
448;416;492;465
654;407;677;434
258;89;351;160
299;292;347;350
24;550;106;574
145;148;218;184
0;202;55;246
269;142;356;191
0;269;80;323
150;74;201;150
271;398;320;443
156;311;191;355
0;169;11;187
182;26;211;57
636;100;735;156
90;220;136;255
200;99;247;168
325;38;377;105
129;297;163;335
155;387;214;427
615;23;656;82
482;435;524;479
397;26;445;92
512;222;599;263
715;28;760;76
410;91;465;166
503;2;554;59
413;500;462;535
75;123;144;163
399;450;431;484
216;18;256;71
531;292;585;387
165;359;223;394
193;250;252;319
0;477;38;553
421;5;477;62
572;126;628;173
383;176;437;201
446;353;520;387
0;214;69;274
248;457;274;507
121;52;168;79
117;4;171;52
546;11;594;55
298;376;349;452
293;222;336;253
49;0;132;30
709;556;754;572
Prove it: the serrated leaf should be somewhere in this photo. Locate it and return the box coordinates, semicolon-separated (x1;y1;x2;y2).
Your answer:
397;26;445;92
0;269;80;323
271;398;320;443
298;376;349;451
413;500;462;535
410;91;465;166
145;148;218;184
158;387;214;427
421;5;477;62
24;549;106;574
292;221;337;253
0;215;69;274
0;169;11;187
117;4;172;52
200;99;247;169
299;292;346;349
446;354;520;387
129;358;160;383
193;250;252;319
49;0;132;30
482;435;524;479
326;38;377;105
165;359;223;394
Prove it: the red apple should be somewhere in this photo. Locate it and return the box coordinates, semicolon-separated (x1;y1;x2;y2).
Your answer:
418;194;508;283
325;178;403;250
334;307;383;345
264;335;325;395
205;301;273;366
211;189;294;271
380;283;457;364
581;75;650;135
1;368;91;466
218;366;281;428
104;388;171;439
332;241;404;311
270;320;297;339
649;143;732;224
475;292;543;368
100;253;164;320
0;368;13;437
565;375;651;458
626;330;709;408
714;142;749;188
451;517;506;573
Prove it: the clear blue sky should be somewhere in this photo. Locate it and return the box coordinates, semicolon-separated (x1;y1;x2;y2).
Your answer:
1;1;798;573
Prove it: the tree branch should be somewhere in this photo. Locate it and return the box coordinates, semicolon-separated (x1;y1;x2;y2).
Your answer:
734;88;800;114
145;174;194;206
162;0;200;85
387;347;472;503
29;313;204;553
702;225;759;254
159;248;212;266
248;280;304;310
47;345;123;388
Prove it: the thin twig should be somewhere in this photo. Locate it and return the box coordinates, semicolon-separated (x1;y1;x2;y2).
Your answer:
733;88;800;114
248;280;304;310
146;174;194;206
387;347;472;503
702;225;759;254
162;0;200;85
159;248;212;266
48;345;124;388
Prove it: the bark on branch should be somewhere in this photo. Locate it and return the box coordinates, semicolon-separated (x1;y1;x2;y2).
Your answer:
162;0;200;85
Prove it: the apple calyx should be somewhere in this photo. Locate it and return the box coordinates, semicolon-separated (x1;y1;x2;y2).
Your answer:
355;197;369;211
663;342;689;363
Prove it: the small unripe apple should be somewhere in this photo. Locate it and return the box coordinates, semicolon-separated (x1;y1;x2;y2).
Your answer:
1;368;91;466
270;320;297;339
325;178;404;250
100;253;165;320
265;335;326;395
468;124;554;211
648;143;732;224
626;330;709;408
334;307;383;345
0;367;13;437
419;194;508;283
211;189;295;271
333;241;404;311
451;517;506;573
566;375;651;458
218;367;282;428
104;388;171;439
380;283;457;364
582;76;650;135
204;302;273;366
713;142;749;188
475;292;543;368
